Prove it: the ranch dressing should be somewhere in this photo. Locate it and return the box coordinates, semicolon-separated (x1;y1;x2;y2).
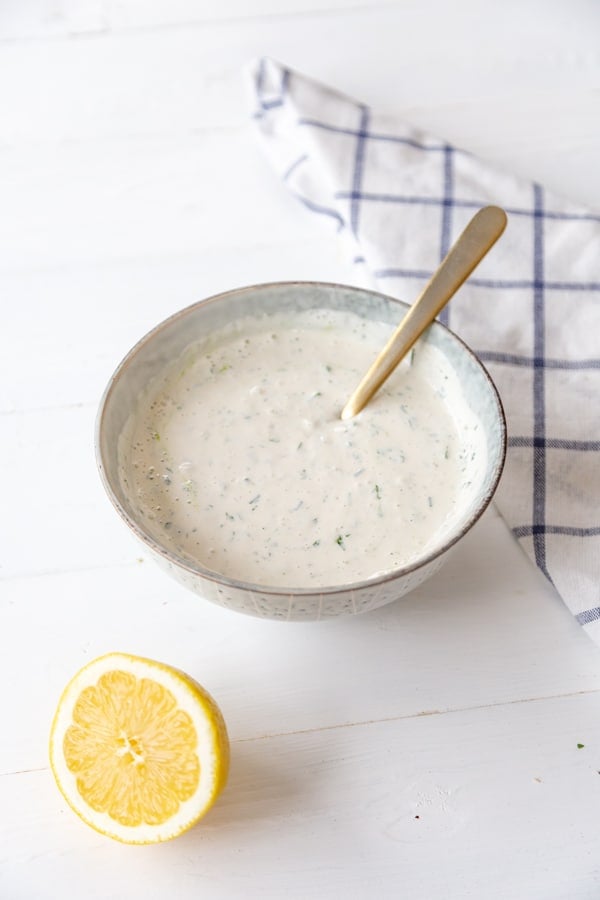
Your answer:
122;309;487;588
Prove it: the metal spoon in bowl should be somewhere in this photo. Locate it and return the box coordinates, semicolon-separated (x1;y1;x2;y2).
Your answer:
340;205;507;420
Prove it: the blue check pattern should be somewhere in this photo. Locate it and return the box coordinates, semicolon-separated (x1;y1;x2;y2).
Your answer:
249;58;600;638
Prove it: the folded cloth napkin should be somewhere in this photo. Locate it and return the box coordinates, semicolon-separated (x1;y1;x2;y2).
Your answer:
247;57;600;640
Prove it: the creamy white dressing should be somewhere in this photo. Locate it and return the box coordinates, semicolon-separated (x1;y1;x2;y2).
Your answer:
121;309;487;588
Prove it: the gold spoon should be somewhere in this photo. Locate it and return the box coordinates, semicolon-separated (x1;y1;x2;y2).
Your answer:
341;205;507;420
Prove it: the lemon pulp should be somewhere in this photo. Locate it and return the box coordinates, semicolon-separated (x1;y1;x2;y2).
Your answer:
49;653;229;843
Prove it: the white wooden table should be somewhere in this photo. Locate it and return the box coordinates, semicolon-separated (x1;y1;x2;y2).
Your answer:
2;1;600;897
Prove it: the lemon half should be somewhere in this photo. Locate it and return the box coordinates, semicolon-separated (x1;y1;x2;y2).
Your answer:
49;653;229;844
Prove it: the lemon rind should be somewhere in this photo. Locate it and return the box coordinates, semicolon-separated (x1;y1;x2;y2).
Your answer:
49;652;229;844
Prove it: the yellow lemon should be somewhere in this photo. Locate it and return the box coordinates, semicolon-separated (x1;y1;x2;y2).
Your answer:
49;652;229;843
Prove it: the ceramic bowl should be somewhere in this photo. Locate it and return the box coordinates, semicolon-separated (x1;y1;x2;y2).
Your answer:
96;281;506;621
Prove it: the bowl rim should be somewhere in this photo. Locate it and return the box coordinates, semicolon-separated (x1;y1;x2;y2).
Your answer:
95;280;507;597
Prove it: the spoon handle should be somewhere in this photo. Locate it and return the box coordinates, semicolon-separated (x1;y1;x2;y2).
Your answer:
341;205;507;420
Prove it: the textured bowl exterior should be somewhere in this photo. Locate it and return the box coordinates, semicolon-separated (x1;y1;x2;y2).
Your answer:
147;542;449;621
96;281;506;621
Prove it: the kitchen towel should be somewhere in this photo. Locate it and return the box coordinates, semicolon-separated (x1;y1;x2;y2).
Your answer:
248;57;600;641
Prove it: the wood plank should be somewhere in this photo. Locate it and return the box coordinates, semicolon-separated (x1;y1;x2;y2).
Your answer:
3;506;600;773
0;0;106;41
0;129;325;271
1;2;599;152
0;235;364;413
0;0;404;41
2;691;600;898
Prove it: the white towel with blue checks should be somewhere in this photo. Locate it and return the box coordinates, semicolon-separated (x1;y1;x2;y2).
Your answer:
247;58;600;641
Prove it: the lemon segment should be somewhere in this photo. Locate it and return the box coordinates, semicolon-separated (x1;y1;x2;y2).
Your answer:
49;653;229;844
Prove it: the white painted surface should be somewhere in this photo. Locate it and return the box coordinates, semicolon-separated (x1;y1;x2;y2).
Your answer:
1;1;600;897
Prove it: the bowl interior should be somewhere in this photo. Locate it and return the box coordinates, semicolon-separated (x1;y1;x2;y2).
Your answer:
97;281;506;592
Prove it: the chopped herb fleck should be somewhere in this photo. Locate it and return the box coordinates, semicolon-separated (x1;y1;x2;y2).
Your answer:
410;347;416;366
249;494;261;506
428;496;433;508
577;743;585;749
225;512;234;521
444;446;450;459
312;539;321;547
374;484;382;500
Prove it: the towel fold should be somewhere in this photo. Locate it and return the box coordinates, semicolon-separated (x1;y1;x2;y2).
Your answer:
248;58;600;641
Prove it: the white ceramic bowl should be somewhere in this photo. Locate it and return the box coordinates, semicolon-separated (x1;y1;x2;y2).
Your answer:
96;282;506;621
